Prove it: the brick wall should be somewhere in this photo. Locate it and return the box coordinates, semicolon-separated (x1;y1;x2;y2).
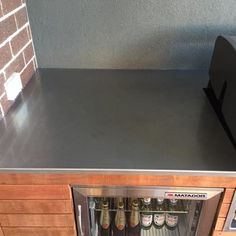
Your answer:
0;0;37;119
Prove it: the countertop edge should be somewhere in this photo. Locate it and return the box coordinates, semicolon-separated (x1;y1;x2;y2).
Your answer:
0;168;236;177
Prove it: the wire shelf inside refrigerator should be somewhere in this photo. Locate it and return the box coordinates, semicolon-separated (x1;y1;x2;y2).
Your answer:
92;198;189;214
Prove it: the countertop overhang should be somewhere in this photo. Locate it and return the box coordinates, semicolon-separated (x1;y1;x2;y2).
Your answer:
0;69;235;175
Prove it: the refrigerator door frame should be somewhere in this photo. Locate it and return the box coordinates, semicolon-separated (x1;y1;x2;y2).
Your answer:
73;185;223;200
72;185;223;236
73;188;91;236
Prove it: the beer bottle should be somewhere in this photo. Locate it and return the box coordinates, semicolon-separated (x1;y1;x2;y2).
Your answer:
100;200;111;236
165;199;179;231
153;197;165;229
140;198;153;230
115;197;124;208
113;201;126;236
128;199;141;236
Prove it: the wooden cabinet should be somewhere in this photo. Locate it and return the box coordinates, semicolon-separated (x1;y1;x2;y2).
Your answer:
0;226;4;236
2;228;75;236
0;214;74;227
215;189;235;231
0;185;71;199
0;185;77;236
0;200;73;213
213;232;236;236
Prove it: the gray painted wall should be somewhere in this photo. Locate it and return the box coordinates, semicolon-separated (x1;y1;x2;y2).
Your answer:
27;0;236;69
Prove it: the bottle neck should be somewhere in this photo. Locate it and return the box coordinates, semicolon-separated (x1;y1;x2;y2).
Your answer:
132;206;139;211
157;198;164;205
169;199;178;206
143;198;151;205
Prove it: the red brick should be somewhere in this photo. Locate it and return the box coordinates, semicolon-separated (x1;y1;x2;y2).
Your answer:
0;73;5;96
20;60;35;87
15;6;28;29
5;53;25;78
10;27;29;55
0;94;12;115
0;43;12;70
0;15;17;44
23;43;34;64
1;0;22;15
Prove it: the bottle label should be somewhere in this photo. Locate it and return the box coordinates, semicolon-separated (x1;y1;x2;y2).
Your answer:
116;224;125;230
141;214;153;227
130;211;139;227
100;211;110;229
166;214;178;227
154;214;165;226
102;223;109;230
115;210;125;230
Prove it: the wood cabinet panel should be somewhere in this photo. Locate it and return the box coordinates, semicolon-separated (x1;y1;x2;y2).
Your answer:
0;214;74;227
223;189;235;204
213;231;236;236
0;185;71;200
219;203;231;218
0;173;236;188
2;227;76;236
0;226;3;236
0;200;73;213
215;217;226;231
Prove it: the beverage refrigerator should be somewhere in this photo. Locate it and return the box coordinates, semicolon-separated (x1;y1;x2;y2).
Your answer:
72;186;223;236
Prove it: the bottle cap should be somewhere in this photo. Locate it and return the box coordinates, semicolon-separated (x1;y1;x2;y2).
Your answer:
132;199;139;207
170;199;178;204
118;201;124;209
143;198;151;204
102;200;109;208
157;197;164;204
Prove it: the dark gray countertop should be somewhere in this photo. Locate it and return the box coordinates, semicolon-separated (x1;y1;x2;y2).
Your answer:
0;69;235;175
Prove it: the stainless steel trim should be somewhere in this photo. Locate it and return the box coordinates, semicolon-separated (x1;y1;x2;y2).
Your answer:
73;188;90;236
89;200;96;236
77;205;84;236
224;190;236;231
72;186;223;200
1;168;236;176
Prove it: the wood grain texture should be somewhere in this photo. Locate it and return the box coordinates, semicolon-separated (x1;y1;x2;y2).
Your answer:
2;227;76;236
0;173;236;188
0;226;3;236
219;203;231;218
223;189;235;204
0;200;73;213
0;185;71;200
0;214;74;227
213;231;236;236
215;218;226;231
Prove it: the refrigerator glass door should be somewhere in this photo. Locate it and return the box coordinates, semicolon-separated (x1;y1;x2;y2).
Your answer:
72;186;223;236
